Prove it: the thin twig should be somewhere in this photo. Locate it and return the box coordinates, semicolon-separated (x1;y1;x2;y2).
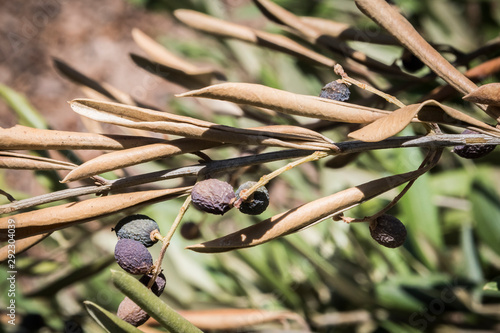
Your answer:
148;195;192;289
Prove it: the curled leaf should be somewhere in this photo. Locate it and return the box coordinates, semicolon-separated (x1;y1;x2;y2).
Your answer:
463;83;500;107
0;233;50;262
174;9;335;68
348;100;500;142
62;139;219;183
187;167;430;253
0;152;76;170
132;28;222;78
177;82;390;123
0;187;191;241
0;125;166;150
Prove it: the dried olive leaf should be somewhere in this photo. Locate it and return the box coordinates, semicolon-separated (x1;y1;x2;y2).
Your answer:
0;152;76;170
0;187;191;241
53;58;118;102
62;139;219;183
252;0;407;77
354;0;500;122
173;9;335;68
132;28;221;77
0;125;166;150
62;124;333;183
299;16;398;45
348;100;500;142
175;308;308;330
70;98;335;150
463;83;500;107
0;233;50;262
177;82;390;123
187;168;427;253
130;53;213;90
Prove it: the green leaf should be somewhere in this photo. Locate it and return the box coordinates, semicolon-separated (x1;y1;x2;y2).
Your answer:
471;181;500;255
0;84;47;129
111;269;202;333
460;224;483;283
84;301;142;333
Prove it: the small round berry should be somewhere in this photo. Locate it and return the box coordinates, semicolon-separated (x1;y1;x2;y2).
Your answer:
180;222;201;240
319;80;350;101
113;214;160;248
369;214;407;248
235;181;270;215
401;49;424;72
117;297;149;327
191;179;235;215
114;239;153;275
139;272;166;297
453;129;496;159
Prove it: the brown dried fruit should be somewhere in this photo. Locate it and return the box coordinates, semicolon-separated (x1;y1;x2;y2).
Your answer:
117;297;149;327
180;222;202;240
453;129;496;159
191;179;235;215
319;80;350;101
139;272;166;297
369;214;407;248
114;239;153;275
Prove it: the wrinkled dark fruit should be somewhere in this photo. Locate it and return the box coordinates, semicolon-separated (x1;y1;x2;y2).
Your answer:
117;297;149;327
180;222;202;240
453;130;496;159
319;80;350;101
369;214;407;248
235;181;270;215
114;239;153;275
401;48;424;72
113;214;160;248
191;179;236;215
139;272;166;297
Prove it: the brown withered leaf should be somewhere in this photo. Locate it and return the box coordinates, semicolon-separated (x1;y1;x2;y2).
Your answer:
354;0;500;121
0;187;191;241
0;233;50;262
348;100;500;142
0;152;76;170
252;0;409;78
177;82;390;123
130;53;214;90
132;28;223;79
70;98;335;151
171;309;308;330
62;139;219;183
0;125;167;150
299;16;398;45
173;9;335;68
187;167;428;253
463;83;500;107
62;125;333;183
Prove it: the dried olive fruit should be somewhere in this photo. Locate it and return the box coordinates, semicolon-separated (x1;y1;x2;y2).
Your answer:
180;222;201;240
113;214;160;248
191;179;236;215
114;239;153;275
235;181;270;215
453;129;496;159
139;272;166;297
117;297;149;327
401;48;424;72
319;80;350;102
369;214;407;248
